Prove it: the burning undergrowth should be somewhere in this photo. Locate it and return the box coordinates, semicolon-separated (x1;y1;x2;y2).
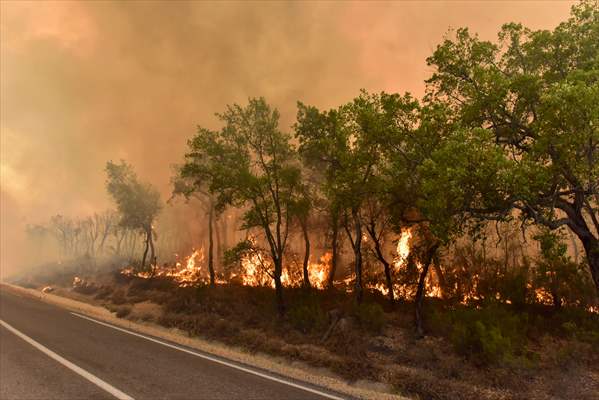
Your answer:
119;229;430;298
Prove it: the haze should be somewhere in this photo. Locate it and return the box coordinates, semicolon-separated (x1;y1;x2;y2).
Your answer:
0;0;574;276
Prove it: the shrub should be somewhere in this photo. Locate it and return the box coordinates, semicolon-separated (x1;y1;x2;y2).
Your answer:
115;305;132;318
452;320;514;363
351;302;386;333
94;285;113;300
439;305;527;364
164;294;195;314
111;289;127;305
288;298;327;333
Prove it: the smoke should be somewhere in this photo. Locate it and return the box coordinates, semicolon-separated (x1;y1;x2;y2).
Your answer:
0;0;574;277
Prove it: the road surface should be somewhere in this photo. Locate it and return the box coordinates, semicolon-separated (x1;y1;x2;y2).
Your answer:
0;288;345;400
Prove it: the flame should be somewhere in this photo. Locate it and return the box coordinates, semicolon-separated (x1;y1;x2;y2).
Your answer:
534;288;554;305
118;227;451;300
307;252;331;289
394;228;412;267
121;248;206;286
240;247;272;287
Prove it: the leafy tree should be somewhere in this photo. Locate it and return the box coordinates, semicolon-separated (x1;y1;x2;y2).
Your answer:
295;103;346;289
183;98;301;314
424;0;599;294
289;182;313;289
381;97;481;335
105;161;162;270
171;167;218;287
296;92;391;303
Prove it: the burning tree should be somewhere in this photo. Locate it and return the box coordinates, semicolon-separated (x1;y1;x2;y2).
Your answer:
424;0;599;295
295;92;397;303
295;103;346;290
183;98;302;315
171;167;218;287
105;161;162;271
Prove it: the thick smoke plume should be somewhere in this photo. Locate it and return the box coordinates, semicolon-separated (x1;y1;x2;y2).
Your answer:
0;0;574;277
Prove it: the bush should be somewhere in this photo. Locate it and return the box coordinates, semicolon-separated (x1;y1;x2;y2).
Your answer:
164;293;196;314
452;320;514;364
94;285;113;300
435;305;527;364
288;297;327;333
111;289;127;305
115;305;132;318
351;302;386;333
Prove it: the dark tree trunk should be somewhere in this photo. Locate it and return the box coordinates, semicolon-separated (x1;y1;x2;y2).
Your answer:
141;229;150;271
149;228;156;266
214;216;222;269
383;259;393;304
581;235;599;295
301;217;311;289
221;212;229;267
352;208;363;304
415;243;439;338
327;212;340;289
207;204;215;287
273;257;285;316
551;288;562;310
554;201;599;296
368;227;394;304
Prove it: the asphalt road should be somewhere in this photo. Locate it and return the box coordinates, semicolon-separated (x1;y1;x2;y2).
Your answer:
0;288;345;400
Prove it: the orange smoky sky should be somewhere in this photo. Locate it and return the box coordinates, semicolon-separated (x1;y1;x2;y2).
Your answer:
0;0;575;275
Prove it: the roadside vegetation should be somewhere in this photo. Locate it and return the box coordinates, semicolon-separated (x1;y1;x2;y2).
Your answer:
12;2;599;399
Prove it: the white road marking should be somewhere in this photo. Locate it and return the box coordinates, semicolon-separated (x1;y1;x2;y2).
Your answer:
0;319;134;400
71;312;346;400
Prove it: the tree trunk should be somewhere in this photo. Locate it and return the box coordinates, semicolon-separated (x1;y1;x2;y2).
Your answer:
301;217;311;289
214;216;222;269
383;259;393;304
415;243;439;338
551;287;562;310
352;208;363;304
327;213;340;289
141;229;150;271
273;257;285;316
207;204;215;287
149;228;156;266
580;235;599;295
369;228;394;304
554;203;599;295
222;212;229;258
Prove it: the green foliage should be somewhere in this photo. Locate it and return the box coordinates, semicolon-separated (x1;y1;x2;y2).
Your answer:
351;302;386;333
223;239;254;269
433;305;528;364
182;98;303;309
288;295;327;333
533;229;597;308
424;0;599;292
222;239;271;284
105;161;162;232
